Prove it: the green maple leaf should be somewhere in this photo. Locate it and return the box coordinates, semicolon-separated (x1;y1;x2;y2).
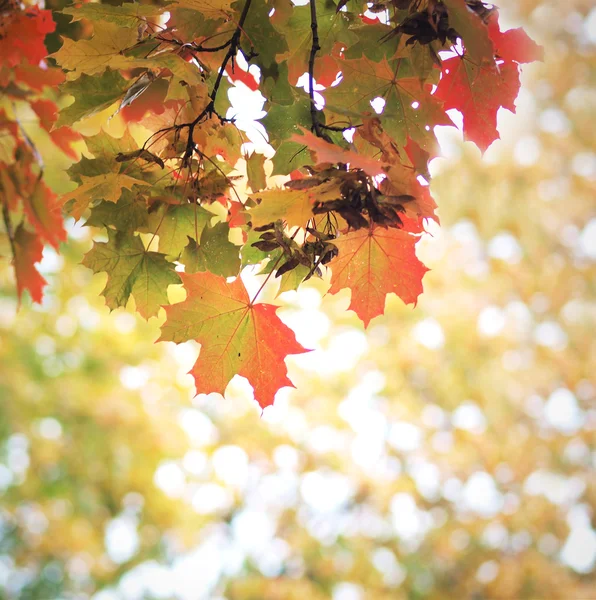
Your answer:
57;69;129;126
182;222;240;277
146;203;212;259
442;0;495;66
261;94;312;175
85;130;138;159
246;152;267;193
325;56;450;150
272;0;355;84
277;263;310;296
344;22;400;62
82;229;180;319
239;0;288;69
85;191;149;232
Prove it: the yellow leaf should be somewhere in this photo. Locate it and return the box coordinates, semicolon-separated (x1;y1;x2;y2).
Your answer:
61;173;147;220
249;179;342;229
139;53;205;87
171;0;233;21
51;23;138;78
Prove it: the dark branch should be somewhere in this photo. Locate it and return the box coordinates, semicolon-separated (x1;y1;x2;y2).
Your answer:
308;0;322;137
181;0;254;164
319;123;362;132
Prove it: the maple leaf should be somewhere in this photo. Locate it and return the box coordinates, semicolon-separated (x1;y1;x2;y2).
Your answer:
146;203;211;259
31;99;57;132
246;152;267;193
62;3;165;27
324;56;450;151
0;8;56;68
60;173;147;220
442;0;495;65
273;0;353;84
434;7;542;152
487;13;544;64
23;181;67;250
13;65;65;92
159;272;307;408
86;191;149;233
57;69;130;126
49;128;82;161
292;128;388;176
435;55;520;152
82;229;180;319
237;0;289;70
248;179;342;229
192;117;243;167
170;0;233;22
13;224;47;305
182;222;240;277
226;65;259;91
51;23;138;78
261;95;312;175
328;224;428;327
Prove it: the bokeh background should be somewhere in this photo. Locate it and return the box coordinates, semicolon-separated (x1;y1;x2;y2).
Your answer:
1;0;596;598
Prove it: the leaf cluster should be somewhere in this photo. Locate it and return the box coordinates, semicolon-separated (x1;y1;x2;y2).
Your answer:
0;0;542;407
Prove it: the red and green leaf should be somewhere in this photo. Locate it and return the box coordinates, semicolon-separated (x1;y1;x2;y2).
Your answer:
160;272;308;408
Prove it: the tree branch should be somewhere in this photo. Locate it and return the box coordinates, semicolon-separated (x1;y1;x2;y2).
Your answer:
308;0;322;137
181;0;254;164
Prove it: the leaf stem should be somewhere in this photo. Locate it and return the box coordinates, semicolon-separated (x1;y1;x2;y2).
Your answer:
249;227;300;306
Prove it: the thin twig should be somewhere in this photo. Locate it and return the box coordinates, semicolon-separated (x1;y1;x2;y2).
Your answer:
319;122;362;132
249;227;300;306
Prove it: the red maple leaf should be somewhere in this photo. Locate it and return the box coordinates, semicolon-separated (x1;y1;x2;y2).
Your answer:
328;223;428;327
0;8;56;68
119;80;169;123
13;64;65;91
226;65;259;91
49;127;82;160
160;272;308;408
13;224;47;305
435;55;520;152
23;180;67;250
488;13;544;65
31;98;58;131
435;15;542;151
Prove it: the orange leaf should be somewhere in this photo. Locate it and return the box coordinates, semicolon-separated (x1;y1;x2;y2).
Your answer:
0;8;56;68
31;98;58;131
23;180;67;249
160;272;308;408
13;224;47;304
49;127;82;160
328;224;428;327
291;128;389;176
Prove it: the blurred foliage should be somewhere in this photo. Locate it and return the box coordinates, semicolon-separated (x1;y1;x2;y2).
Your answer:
1;0;596;599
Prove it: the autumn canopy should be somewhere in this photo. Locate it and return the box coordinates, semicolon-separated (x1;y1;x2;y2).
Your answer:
0;0;541;406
